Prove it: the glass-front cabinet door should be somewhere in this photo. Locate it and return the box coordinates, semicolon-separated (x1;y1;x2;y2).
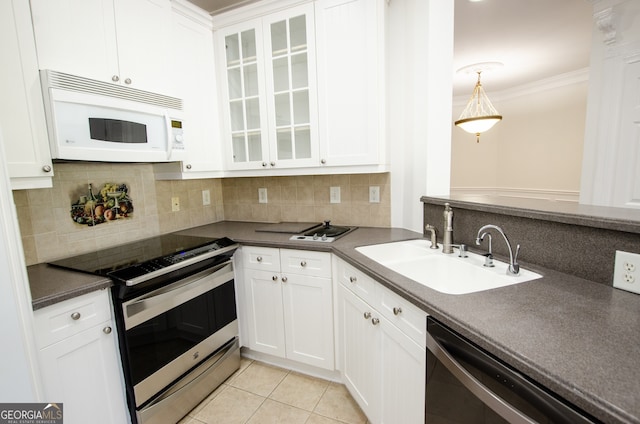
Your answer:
263;7;318;168
216;4;318;171
220;22;269;169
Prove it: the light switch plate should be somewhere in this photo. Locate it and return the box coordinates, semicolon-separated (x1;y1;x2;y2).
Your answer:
171;197;180;212
369;186;380;203
258;188;268;204
330;186;341;203
202;190;211;205
613;250;640;295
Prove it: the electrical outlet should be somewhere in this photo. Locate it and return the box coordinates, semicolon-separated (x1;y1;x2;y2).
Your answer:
171;197;180;212
613;250;640;294
202;190;211;206
330;186;341;203
258;188;268;204
369;186;380;203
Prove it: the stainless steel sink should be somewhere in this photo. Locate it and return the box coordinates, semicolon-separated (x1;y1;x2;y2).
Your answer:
356;239;542;295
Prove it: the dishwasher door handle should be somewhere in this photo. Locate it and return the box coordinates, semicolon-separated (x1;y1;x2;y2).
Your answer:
426;332;537;424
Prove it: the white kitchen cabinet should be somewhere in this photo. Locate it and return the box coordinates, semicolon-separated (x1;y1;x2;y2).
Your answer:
315;0;387;169
30;0;173;95
0;0;53;189
33;289;129;424
336;258;426;424
157;1;223;176
215;3;319;171
241;246;334;370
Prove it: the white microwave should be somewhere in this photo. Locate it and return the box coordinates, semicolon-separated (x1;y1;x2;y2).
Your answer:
40;70;185;163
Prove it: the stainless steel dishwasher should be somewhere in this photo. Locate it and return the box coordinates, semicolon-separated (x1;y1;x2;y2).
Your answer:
425;317;601;423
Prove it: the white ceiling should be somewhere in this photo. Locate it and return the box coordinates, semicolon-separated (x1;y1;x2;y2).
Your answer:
187;0;594;97
453;0;593;96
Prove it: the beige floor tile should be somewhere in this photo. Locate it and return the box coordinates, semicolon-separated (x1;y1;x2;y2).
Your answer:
194;386;265;424
313;383;367;424
229;361;288;397
269;372;330;411
247;399;310;424
187;382;228;417
305;413;350;424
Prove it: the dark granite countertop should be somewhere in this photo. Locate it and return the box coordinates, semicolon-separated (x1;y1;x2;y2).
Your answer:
28;263;112;310
27;220;640;424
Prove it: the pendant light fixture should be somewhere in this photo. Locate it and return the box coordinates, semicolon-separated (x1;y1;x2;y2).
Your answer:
454;64;502;143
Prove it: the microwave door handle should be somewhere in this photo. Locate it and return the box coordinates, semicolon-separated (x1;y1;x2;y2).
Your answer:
426;332;537;424
165;112;173;161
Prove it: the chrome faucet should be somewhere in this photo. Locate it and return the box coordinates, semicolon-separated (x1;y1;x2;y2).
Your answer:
475;225;520;275
442;203;454;254
424;224;439;249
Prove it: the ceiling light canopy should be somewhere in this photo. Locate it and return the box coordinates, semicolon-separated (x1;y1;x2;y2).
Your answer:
454;63;503;143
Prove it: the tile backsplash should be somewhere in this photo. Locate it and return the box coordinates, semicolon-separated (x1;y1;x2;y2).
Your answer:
222;173;391;227
14;164;390;265
14;163;223;265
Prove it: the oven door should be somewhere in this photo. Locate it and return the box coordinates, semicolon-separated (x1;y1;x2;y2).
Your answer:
425;317;599;424
121;261;238;407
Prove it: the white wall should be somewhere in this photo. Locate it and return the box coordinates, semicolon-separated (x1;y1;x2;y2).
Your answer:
451;72;588;201
388;0;454;232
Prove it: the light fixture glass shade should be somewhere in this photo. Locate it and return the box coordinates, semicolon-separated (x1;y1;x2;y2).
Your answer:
454;72;502;142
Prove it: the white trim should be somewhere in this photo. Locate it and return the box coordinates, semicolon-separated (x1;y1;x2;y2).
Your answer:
453;68;589;107
211;0;312;28
450;187;580;203
0;126;42;400
171;0;214;28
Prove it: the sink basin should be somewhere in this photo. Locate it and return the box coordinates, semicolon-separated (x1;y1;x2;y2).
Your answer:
356;239;542;295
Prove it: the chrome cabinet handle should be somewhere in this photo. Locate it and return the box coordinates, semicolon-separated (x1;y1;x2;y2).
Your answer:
363;312;371;319
270;161;276;167
124;77;132;84
393;307;403;315
300;261;307;267
281;276;288;283
371;317;380;325
112;75;119;82
103;326;112;334
185;164;192;169
349;276;357;283
71;312;81;320
42;165;52;173
262;162;267;167
320;158;326;164
257;256;263;262
272;275;278;281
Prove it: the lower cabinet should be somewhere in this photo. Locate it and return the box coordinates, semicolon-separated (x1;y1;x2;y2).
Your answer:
33;289;129;424
336;260;426;424
241;247;334;370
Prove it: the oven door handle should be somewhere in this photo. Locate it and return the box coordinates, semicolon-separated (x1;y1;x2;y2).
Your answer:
426;332;537;424
123;261;232;329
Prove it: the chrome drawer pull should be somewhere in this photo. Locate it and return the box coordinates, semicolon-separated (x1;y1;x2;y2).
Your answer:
349;276;357;283
71;312;81;320
282;276;288;283
300;261;307;267
363;312;372;319
103;326;112;334
256;256;263;262
393;307;403;316
272;275;278;281
371;317;380;325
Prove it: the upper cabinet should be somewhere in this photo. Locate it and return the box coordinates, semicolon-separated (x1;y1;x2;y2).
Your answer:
315;0;387;169
30;0;174;95
0;0;53;189
215;4;319;171
214;0;388;176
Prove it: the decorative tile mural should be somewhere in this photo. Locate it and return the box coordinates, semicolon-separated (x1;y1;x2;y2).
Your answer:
70;183;134;226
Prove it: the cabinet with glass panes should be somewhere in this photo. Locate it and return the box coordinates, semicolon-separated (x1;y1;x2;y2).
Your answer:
215;3;318;171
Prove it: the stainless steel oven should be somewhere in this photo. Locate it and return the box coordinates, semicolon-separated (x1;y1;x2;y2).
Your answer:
50;234;240;424
425;317;600;423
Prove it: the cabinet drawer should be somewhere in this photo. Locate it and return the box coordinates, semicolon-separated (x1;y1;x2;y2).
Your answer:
281;249;331;278
376;285;427;347
33;289;112;348
242;246;281;272
335;258;376;306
